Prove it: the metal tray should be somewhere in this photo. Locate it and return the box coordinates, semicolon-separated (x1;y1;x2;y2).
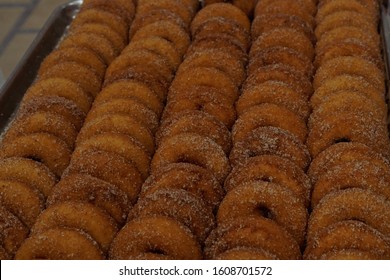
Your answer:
1;0;390;134
0;0;82;134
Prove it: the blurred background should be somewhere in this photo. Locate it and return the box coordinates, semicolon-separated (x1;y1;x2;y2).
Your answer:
0;0;68;86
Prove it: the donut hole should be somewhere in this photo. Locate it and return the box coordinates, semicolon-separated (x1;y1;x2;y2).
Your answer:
333;137;351;144
147;247;166;256
26;155;43;164
255;205;274;220
176;155;204;168
258;176;272;183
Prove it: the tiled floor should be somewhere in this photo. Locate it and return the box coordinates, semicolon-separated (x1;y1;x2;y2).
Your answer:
0;0;69;85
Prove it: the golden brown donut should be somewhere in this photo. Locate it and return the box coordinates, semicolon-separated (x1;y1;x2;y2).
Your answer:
140;163;224;211
65;149;143;205
217;181;308;246
30;201;118;254
151;133;230;184
204;216;301;260
0;157;56;199
224;155;311;207
128;188;215;243
15;228;104;260
257;0;316;15
0;133;72;178
307;188;390;245
157;110;232;155
47;173;130;225
80;0;136;25
236;81;310;120
202;0;257;17
304;221;390;260
215;247;278;260
316;249;384;260
232;103;308;144
109;216;202;260
229;126;311;171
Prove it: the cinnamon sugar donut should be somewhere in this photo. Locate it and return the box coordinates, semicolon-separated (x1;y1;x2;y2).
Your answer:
215;247;278;260
224;155;311;207
47;174;130;225
15;228;104;260
0;133;72;178
316;249;383;260
304;221;390;260
204;217;301;260
65;149;143;205
157;111;231;154
202;0;257;17
236;81;310;120
0;157;56;199
151;133;230;184
128;188;215;243
109;216;202;260
257;0;316;15
230;127;311;171
140;163;224;211
31;201;118;254
232;103;308;144
217;181;308;246
307;188;390;245
80;0;136;25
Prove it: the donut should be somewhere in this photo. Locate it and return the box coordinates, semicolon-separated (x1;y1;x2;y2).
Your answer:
156;110;232;155
0;133;72;178
38;61;102;98
109;216;202;260
94;80;164;116
0;157;56;198
308;142;390;184
192;17;250;52
178;49;246;88
307;188;390;245
140;163;224;211
151;133;230;184
191;3;251;34
310;75;385;111
316;0;378;24
85;98;159;133
202;0;257;17
76;114;155;156
131;21;190;56
15;228;104;260
30;201;118;254
163;86;236;129
0;206;29;258
232;103;308;144
224;155;311;207
47;174;130;225
66;149;142;205
72;132;150;180
19;96;85;131
0;180;44;228
215;247;278;260
217;181;308;246
319;0;379;12
251;14;315;44
204;216;301;260
304;221;390;260
250;28;314;61
313;56;385;92
3;111;78;150
311;160;390;208
70;9;128;40
229;126;311;171
170;67;239;104
129;9;187;39
80;0;136;25
38;48;106;80
236;81;310;121
315;249;384;260
248;46;314;79
256;0;316;16
244;65;313;98
122;37;182;72
128;188;215;243
22;78;92;115
59;33;118;66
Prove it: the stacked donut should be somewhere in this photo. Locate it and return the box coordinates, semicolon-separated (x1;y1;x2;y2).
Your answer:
0;0;135;260
202;0;258;18
304;0;390;260
109;3;250;260
14;0;199;260
204;0;317;260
